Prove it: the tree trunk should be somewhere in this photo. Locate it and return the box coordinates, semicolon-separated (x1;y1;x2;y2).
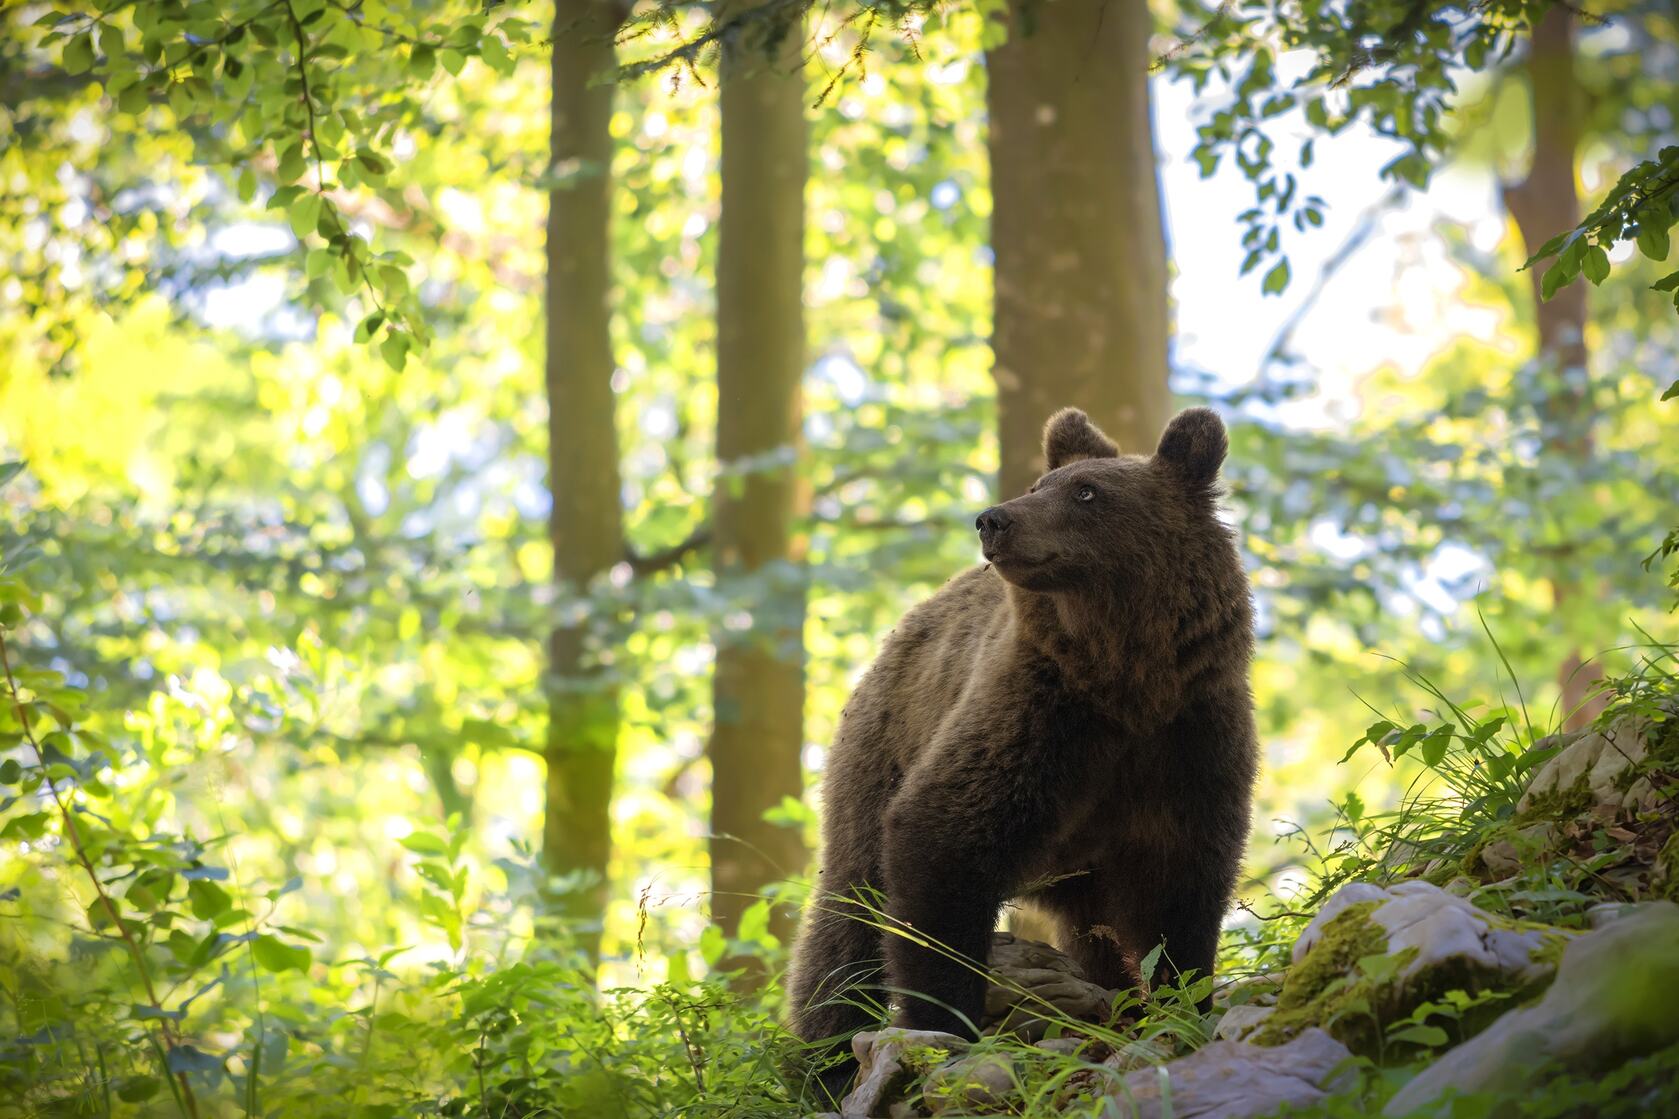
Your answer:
544;0;625;958
1501;8;1603;731
710;3;808;951
986;0;1172;498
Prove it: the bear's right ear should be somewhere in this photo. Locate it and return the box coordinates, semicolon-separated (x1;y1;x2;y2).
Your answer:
1155;407;1228;484
1043;408;1119;471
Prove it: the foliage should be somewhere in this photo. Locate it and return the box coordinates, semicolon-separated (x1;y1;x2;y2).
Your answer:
1160;0;1544;295
1156;0;1679;391
4;0;1678;1114
9;0;554;373
1522;144;1679;396
0;511;811;1115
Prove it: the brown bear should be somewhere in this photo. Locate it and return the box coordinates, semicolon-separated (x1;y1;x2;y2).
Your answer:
786;406;1256;1095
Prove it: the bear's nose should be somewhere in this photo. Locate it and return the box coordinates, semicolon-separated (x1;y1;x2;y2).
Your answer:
976;506;1012;541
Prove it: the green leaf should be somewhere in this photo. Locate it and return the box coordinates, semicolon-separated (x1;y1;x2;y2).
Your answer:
1540;261;1573;301
1261;259;1290;296
380;332;409;372
1388;1024;1449;1047
1136;941;1166;986
736;898;776;947
698;924;726;967
1419;725;1454;767
97;22;123;59
251;934;311;973
1638;222;1671;262
1581;244;1610;285
289;194;322;239
277;143;307;184
478;35;513;75
188;878;231;920
0;812;50;840
132;1003;185;1021
1651;270;1679;293
62;32;95;75
1520;229;1570;269
116;81;149;115
0;461;21;490
399;831;447;855
440;48;465;75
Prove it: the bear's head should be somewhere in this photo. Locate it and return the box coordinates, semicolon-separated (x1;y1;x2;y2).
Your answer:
975;407;1230;595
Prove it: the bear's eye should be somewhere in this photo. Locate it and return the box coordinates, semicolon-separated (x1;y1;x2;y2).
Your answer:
1075;485;1096;503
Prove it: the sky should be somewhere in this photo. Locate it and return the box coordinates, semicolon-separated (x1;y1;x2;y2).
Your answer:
197;61;1510;435
1154;69;1511;424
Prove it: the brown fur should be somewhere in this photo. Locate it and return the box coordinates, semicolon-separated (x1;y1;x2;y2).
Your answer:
786;407;1257;1096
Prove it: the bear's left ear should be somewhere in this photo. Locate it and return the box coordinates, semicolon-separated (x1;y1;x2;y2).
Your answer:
1043;408;1119;471
1155;407;1228;483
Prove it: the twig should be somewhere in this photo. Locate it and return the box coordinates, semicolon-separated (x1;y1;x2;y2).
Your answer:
625;527;711;577
283;0;325;188
0;630;201;1119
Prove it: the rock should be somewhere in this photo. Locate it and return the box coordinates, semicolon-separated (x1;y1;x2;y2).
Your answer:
841;1029;967;1119
922;1052;1018;1115
984;931;1117;1041
1212;970;1285;1008
1383;901;1679;1116
1478;822;1557;878
1585;901;1641;929
1253;880;1565;1052
1099;1035;1175;1072
1099;1028;1353;1118
1518;713;1657;816
1213;1004;1273;1042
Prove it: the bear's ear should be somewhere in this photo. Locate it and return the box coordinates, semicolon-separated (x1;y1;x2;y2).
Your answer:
1042;408;1119;471
1155;407;1228;483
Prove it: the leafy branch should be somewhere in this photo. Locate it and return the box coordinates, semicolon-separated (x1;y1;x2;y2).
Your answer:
0;626;202;1119
1521;146;1679;398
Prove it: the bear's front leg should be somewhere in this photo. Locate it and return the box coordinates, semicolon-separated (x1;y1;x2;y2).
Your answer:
879;809;999;1036
878;749;1060;1037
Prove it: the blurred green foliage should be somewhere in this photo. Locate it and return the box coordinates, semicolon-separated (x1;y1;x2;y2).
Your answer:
1;0;1677;1114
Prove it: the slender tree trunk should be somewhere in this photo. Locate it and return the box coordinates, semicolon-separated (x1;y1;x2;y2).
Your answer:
544;0;625;957
710;2;808;951
986;0;1172;497
1501;8;1603;730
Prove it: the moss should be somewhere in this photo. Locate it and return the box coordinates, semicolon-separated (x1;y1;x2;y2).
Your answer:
1250;901;1391;1049
1645;711;1679;766
1455;831;1494;877
1529;929;1574;972
1656;832;1679;899
1252;901;1558;1059
1516;772;1595;824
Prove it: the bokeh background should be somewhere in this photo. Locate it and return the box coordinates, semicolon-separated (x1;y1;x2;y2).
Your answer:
2;0;1677;1113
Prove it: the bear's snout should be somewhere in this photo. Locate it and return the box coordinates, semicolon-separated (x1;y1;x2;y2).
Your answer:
976;506;1013;553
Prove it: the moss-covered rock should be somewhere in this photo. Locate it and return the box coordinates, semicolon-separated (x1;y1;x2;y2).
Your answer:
1382;901;1679;1116
1252;881;1565;1056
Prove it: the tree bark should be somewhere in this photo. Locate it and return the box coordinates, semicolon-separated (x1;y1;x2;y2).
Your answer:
1501;8;1603;730
986;0;1172;498
710;2;808;950
544;0;625;957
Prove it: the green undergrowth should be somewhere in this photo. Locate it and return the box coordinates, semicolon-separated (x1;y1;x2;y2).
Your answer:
3;492;1677;1117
